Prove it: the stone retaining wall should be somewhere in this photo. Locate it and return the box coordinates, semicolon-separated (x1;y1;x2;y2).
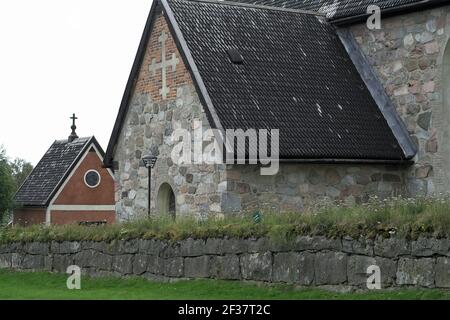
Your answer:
1;236;450;289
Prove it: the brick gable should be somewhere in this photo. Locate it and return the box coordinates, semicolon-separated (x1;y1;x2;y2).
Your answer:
134;12;192;102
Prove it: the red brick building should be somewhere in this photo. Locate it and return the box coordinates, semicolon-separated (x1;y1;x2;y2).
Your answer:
13;118;116;226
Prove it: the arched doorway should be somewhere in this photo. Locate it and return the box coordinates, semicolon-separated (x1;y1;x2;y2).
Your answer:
157;183;176;218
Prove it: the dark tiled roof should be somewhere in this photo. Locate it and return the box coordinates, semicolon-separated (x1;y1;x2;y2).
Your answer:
166;0;407;160
231;0;443;20
14;137;92;206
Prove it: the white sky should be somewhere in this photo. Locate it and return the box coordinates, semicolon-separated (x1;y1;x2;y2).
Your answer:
0;0;153;165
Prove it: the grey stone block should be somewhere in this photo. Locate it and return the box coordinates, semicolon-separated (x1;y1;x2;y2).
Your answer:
184;256;210;278
0;243;20;255
314;252;347;285
396;258;435;288
50;241;60;253
435;257;450;288
269;239;297;252
240;252;272;282
342;237;374;256
84;269;119;279
11;242;23;253
146;255;163;275
138;239;152;253
434;239;450;256
43;255;53;271
411;237;438;257
247;238;270;253
119;239;139;254
133;254;149;275
25;242;49;255
0;244;10;254
74;250;95;268
0;254;12;268
210;255;240;280
273;252;314;285
154;240;168;256
113;255;134;274
81;241;108;253
11;253;22;268
374;237;410;258
180;238;205;257
104;241;120;255
347;255;396;287
204;238;222;254
93;252;113;271
161;243;181;258
75;250;112;270
138;239;167;255
52;254;75;272
295;236;342;251
22;254;44;270
59;241;81;254
222;238;248;254
163;257;184;277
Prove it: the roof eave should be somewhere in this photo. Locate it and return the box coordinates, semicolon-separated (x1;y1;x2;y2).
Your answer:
14;204;47;209
278;158;414;166
336;28;418;160
331;0;448;26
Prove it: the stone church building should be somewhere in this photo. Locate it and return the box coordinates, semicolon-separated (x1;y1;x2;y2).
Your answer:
104;0;450;220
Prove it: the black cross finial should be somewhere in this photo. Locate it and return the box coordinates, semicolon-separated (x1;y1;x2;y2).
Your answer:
68;113;79;142
71;113;77;126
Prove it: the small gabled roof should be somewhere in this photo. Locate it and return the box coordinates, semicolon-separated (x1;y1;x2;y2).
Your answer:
105;0;415;167
232;0;447;23
14;136;104;207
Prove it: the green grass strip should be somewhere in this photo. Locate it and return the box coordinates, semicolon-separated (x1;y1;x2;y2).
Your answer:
0;269;449;300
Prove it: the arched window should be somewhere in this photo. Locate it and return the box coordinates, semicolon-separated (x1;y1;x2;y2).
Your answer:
157;183;176;218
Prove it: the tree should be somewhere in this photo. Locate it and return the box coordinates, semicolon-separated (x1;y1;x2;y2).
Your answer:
0;146;15;222
9;158;34;190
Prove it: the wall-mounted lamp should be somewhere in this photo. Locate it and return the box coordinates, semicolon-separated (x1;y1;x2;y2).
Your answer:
142;153;158;217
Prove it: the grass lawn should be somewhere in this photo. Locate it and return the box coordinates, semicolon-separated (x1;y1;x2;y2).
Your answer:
0;270;449;300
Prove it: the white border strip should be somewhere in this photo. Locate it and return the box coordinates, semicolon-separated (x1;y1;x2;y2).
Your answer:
51;205;115;211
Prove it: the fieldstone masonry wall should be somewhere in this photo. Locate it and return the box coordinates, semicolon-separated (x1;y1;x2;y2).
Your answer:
225;164;408;213
350;5;450;195
1;236;450;290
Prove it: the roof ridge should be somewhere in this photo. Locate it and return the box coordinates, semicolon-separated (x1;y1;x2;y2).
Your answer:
172;0;326;16
43;136;94;206
54;136;93;143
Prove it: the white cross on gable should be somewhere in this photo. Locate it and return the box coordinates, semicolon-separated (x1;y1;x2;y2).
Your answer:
149;30;179;100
